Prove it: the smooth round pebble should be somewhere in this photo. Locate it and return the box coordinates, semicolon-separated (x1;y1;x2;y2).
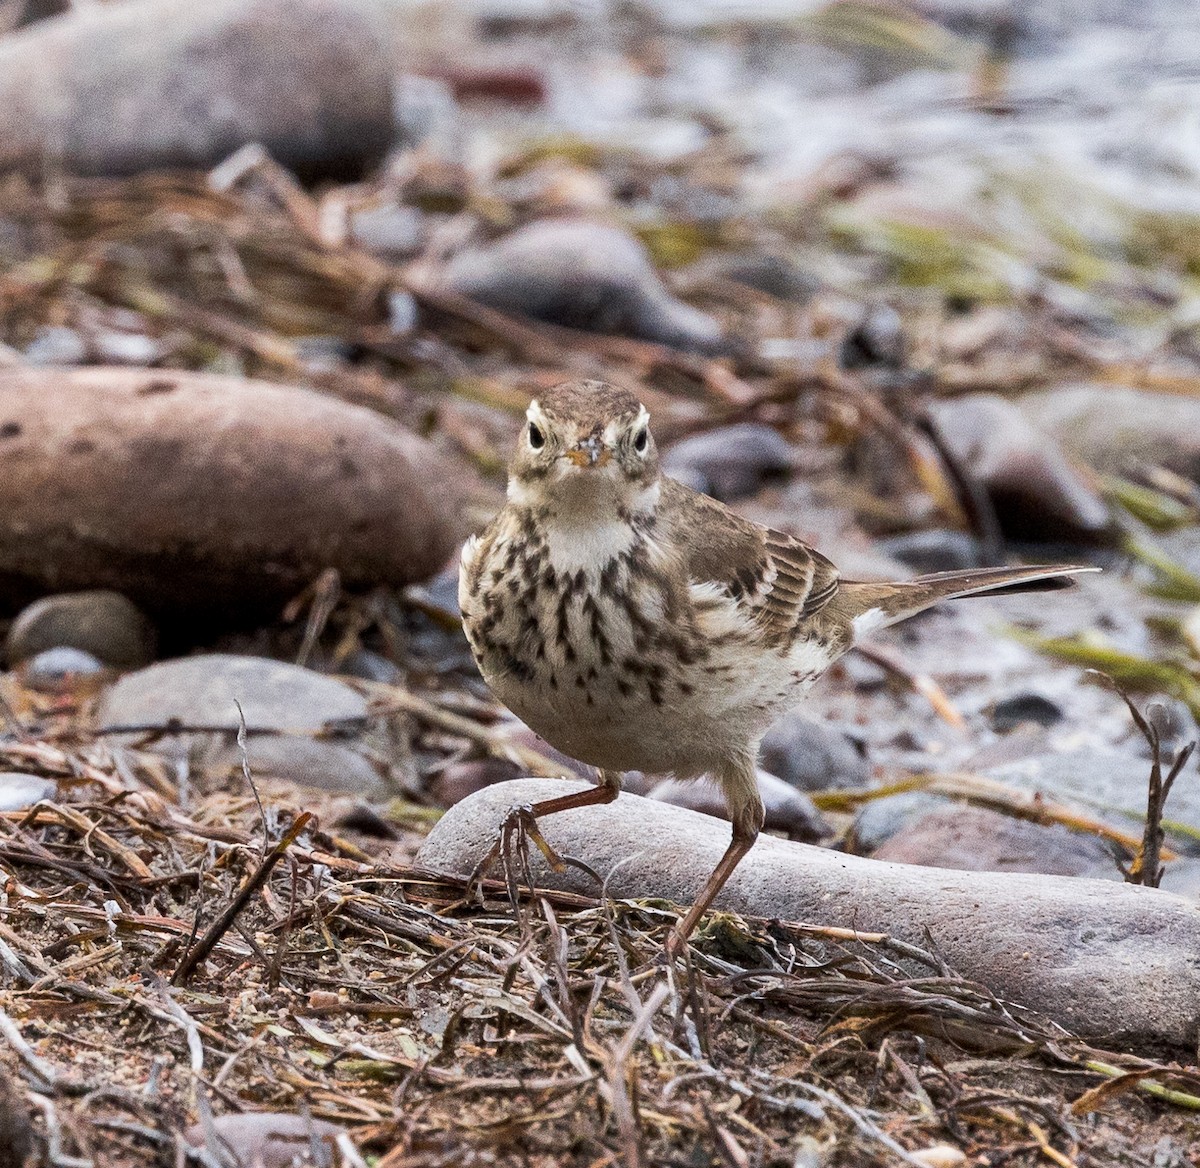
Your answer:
989;691;1064;733
6;589;156;669
20;646;107;693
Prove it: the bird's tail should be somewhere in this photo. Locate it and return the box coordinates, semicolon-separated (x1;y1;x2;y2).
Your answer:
838;564;1097;638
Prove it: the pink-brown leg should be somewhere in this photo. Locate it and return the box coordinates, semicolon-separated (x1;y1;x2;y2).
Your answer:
666;752;764;958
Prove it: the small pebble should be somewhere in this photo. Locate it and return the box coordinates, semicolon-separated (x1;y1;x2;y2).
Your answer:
185;1113;347;1168
350;203;424;259
910;1146;967;1168
90;330;163;365
338;649;403;685
20;646;107;694
840;304;905;369
429;758;523;808
23;325;87;366
848;792;944;854
989;692;1064;733
6;589;157;670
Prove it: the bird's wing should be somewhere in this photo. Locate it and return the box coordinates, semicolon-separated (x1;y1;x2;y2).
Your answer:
660;477;841;647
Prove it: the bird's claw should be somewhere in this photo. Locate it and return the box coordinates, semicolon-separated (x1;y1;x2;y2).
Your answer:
466;803;569;910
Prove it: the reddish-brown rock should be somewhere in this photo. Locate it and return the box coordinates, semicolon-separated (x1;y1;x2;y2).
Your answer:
0;368;465;619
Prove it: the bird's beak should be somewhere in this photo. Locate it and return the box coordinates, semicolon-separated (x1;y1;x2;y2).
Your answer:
565;437;611;468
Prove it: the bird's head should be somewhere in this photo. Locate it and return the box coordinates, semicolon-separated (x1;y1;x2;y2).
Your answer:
508;380;660;514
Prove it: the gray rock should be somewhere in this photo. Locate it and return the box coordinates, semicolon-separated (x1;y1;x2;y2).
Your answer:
647;771;828;842
23;325;86;366
988;691;1064;733
6;590;156;669
877;529;984;573
441;219;731;355
96;654;401;796
350;204;424;260
848;791;945;853
663;424;794;502
20;646;107;693
1019;384;1200;481
185;1112;347;1168
982;748;1200;840
0;0;396;181
872;804;1120;879
337;649;403;686
429;758;523;808
758;713;870;793
419;779;1200;1050
929;394;1113;544
0;772;55;811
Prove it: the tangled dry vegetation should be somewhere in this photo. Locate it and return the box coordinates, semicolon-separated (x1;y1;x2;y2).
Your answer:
0;732;1197;1167
3;126;1200;1168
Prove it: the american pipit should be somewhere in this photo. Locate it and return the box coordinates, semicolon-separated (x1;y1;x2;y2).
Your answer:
460;380;1092;953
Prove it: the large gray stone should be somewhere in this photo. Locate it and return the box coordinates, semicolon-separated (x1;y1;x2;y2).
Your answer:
0;0;396;180
419;778;1200;1051
441;219;731;355
97;654;401;795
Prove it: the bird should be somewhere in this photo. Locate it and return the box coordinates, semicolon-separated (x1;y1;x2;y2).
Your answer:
459;379;1094;955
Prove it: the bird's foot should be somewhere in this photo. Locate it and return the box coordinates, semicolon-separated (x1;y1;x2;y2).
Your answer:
466;803;569;909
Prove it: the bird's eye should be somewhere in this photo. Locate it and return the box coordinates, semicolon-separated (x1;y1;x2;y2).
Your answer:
527;422;545;450
633;426;649;454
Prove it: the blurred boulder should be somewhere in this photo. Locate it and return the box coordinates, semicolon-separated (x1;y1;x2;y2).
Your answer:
1019;384;1200;481
929;394;1113;544
6;590;156;670
647;771;829;842
847;791;948;854
877;529;983;573
440;219;731;354
0;772;55;812
872;804;1120;880
0;368;465;622
0;0;396;181
662;424;794;502
97;654;402;795
428;757;522;807
758;712;869;792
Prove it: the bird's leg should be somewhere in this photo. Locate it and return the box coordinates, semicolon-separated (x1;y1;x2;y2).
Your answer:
666;753;764;958
468;770;622;905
